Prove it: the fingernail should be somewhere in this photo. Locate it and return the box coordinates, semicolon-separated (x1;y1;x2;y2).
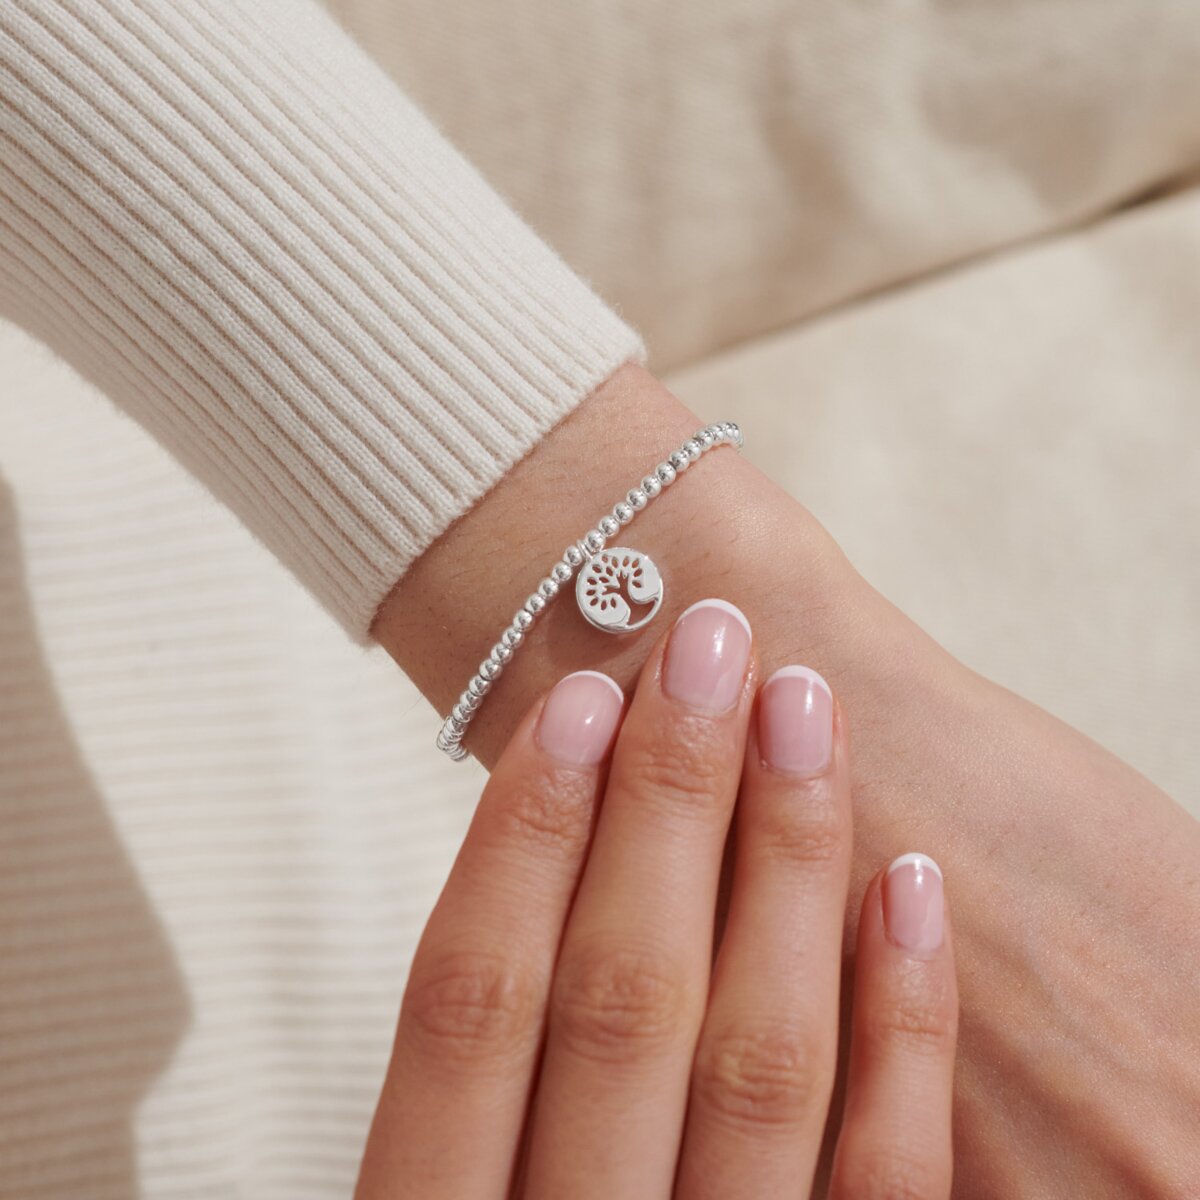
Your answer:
535;671;624;765
662;599;752;714
883;854;945;954
758;665;834;776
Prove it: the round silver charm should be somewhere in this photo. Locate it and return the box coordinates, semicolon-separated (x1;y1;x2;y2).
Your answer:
576;547;664;633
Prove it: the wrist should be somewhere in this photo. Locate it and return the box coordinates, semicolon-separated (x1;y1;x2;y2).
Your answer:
371;362;849;766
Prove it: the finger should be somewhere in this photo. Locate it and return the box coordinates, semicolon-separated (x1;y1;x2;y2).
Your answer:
522;599;756;1200
830;854;958;1200
354;670;625;1200
675;666;851;1199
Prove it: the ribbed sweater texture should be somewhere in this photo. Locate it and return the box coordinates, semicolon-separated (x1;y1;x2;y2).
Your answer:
0;3;643;1193
0;0;644;641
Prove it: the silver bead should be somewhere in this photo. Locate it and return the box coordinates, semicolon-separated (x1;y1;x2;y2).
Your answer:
479;658;500;681
452;701;471;723
538;577;558;600
469;676;490;698
669;449;690;472
682;438;702;461
502;626;522;649
656;462;677;486
584;529;605;553
514;608;534;630
552;561;572;583
525;594;546;616
492;641;513;663
724;421;743;446
697;428;716;448
461;689;481;712
598;515;619;537
627;487;648;510
641;474;662;498
613;501;634;525
564;544;585;568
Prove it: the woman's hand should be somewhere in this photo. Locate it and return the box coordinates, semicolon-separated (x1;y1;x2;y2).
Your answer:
356;599;958;1199
377;363;1200;1196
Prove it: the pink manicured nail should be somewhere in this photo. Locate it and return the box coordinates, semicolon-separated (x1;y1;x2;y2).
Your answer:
535;671;624;765
662;599;752;714
758;665;834;776
883;854;945;955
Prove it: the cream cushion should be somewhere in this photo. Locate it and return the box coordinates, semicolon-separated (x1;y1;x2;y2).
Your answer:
331;0;1200;368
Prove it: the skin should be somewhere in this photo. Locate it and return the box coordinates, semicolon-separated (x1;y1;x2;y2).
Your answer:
372;363;1200;1196
354;619;959;1199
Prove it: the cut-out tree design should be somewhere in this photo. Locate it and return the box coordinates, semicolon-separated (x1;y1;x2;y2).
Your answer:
576;548;663;631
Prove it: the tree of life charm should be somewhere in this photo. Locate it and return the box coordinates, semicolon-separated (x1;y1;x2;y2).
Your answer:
575;547;664;633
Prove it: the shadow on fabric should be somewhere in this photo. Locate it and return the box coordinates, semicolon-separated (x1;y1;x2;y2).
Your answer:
0;479;190;1200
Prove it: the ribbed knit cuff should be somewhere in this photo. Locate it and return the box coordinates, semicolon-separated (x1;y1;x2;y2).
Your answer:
0;0;645;643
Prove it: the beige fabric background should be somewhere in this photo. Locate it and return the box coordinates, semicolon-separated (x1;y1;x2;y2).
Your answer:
330;0;1200;369
1;1;1197;1194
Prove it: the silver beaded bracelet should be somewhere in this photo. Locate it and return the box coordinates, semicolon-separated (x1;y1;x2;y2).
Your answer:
436;420;744;761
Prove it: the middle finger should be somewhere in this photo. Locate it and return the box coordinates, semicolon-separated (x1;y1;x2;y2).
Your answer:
522;599;756;1199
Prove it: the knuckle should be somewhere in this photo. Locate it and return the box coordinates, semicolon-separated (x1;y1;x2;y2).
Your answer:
755;798;847;870
867;965;957;1057
834;1148;946;1200
487;768;593;861
691;1020;832;1131
403;949;539;1067
618;730;729;820
551;941;690;1063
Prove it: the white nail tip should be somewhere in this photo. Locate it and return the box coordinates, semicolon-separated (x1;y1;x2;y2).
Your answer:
562;670;624;703
887;852;943;880
677;597;752;639
764;664;832;698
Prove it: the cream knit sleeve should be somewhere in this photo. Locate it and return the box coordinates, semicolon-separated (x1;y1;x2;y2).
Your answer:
0;0;644;642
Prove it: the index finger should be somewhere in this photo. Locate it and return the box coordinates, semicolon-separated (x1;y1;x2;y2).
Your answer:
355;670;625;1200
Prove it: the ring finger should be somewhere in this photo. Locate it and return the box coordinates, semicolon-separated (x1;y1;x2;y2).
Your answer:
674;665;851;1199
